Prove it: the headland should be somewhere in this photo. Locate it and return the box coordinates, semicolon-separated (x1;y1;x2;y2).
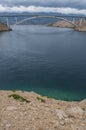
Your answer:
49;20;86;32
0;90;86;130
0;23;12;32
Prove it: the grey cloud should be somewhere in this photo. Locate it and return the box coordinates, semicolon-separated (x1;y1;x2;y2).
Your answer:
1;0;86;9
0;5;86;15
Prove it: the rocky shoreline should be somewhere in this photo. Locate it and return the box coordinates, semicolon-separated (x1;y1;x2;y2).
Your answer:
0;21;86;32
0;23;12;32
0;90;86;130
49;20;86;32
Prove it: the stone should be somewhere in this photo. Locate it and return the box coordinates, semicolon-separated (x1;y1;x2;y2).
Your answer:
6;106;18;111
67;106;83;118
55;109;67;120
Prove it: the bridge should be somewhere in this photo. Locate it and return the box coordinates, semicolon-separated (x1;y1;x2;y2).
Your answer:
14;15;77;27
0;14;86;27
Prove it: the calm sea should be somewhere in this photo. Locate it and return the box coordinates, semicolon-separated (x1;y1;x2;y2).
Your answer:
0;25;86;100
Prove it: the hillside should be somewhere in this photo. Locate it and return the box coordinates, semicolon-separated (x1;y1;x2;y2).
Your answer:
49;20;86;32
0;23;12;31
0;90;86;130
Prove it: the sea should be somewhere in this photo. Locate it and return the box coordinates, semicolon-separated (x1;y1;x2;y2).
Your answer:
0;13;86;101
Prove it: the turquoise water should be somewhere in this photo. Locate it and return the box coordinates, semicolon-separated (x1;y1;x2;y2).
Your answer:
0;25;86;101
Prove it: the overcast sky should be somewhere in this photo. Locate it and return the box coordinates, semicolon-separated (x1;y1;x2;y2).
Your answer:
0;0;86;15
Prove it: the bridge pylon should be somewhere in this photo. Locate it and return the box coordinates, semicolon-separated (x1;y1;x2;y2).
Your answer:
72;18;75;23
15;17;18;24
79;18;83;25
6;17;9;26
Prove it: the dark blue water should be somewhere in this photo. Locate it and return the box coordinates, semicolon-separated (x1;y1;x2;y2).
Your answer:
0;25;86;100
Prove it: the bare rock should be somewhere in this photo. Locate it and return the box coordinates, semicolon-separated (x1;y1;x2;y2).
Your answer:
6;106;18;111
0;23;12;32
0;90;86;130
55;109;67;120
67;106;84;118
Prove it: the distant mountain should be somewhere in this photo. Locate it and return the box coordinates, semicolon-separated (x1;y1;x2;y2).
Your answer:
0;12;85;17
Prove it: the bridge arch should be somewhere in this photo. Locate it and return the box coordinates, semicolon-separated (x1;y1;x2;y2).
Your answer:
14;15;77;27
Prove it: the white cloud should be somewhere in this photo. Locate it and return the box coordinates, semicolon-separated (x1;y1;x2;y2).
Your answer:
0;5;86;15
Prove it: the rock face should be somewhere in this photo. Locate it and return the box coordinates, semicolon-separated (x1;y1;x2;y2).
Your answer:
75;21;86;31
0;90;86;130
49;20;86;32
49;20;74;28
0;23;12;32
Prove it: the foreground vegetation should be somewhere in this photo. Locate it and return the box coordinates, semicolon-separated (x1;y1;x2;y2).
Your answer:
8;94;30;103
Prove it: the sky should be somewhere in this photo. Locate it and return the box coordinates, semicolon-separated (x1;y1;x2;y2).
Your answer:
0;0;86;15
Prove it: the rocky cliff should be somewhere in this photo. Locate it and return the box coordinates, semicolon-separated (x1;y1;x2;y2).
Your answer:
0;90;86;130
49;20;86;32
0;23;12;32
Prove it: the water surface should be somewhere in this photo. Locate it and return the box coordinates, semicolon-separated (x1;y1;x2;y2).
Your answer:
0;25;86;100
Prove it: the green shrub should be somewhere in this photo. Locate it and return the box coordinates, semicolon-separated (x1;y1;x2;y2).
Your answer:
8;94;30;103
36;97;45;103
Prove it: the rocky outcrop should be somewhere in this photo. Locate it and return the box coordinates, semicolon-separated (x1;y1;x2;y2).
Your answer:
49;20;74;28
0;23;12;32
49;20;86;32
75;21;86;31
0;90;86;130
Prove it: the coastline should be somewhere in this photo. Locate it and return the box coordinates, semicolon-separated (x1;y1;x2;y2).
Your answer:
0;21;86;32
0;90;86;130
0;23;12;32
49;20;86;32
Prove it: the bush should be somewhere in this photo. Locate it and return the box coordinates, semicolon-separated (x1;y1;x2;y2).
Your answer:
36;97;45;103
8;94;30;103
